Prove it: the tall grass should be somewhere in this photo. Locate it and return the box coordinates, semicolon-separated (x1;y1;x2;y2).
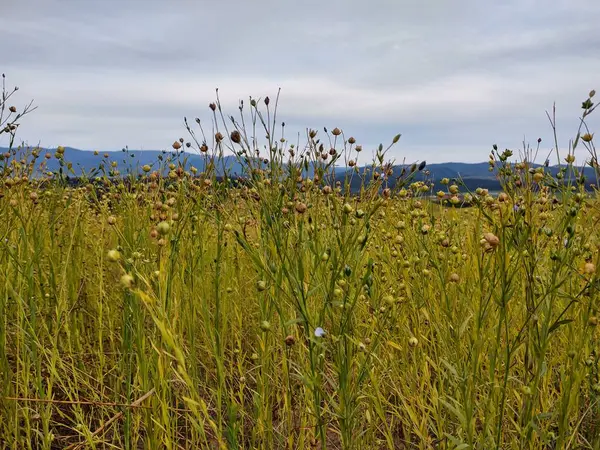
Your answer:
1;78;600;448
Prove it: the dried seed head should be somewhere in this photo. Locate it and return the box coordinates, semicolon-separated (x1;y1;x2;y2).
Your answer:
348;137;356;144
449;273;460;283
295;202;307;214
215;132;224;142
9;106;17;113
582;133;594;143
408;337;418;347
285;335;296;346
209;103;217;111
331;127;341;136
483;232;500;248
230;130;241;144
172;141;182;150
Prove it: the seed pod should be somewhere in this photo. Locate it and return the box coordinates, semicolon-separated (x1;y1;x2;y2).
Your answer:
295;202;307;214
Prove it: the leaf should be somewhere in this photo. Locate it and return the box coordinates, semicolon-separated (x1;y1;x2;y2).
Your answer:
548;318;574;334
440;358;458;379
285;317;306;327
386;340;402;351
459;313;472;337
439;398;467;430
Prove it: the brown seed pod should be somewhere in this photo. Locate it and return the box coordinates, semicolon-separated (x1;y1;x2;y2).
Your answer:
230;130;241;144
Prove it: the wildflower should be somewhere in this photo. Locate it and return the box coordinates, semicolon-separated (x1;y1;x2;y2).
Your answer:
260;320;271;332
314;327;326;338
408;337;418;347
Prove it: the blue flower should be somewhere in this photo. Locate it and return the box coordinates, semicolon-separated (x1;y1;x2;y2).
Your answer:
314;327;326;338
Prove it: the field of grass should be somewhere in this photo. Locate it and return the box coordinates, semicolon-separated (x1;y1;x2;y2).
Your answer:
1;85;600;449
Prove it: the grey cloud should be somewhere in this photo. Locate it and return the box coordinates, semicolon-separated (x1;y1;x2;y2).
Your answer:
2;0;599;163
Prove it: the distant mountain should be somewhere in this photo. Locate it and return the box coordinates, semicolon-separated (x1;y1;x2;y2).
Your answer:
2;146;597;192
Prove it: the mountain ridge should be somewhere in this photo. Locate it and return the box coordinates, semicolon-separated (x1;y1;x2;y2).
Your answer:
2;146;597;191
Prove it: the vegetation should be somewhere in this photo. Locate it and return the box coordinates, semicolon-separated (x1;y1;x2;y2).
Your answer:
1;76;600;449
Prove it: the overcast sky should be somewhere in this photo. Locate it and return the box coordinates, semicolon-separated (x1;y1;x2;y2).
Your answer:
2;0;599;163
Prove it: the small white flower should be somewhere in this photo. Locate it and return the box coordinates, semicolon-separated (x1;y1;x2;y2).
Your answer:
314;327;326;338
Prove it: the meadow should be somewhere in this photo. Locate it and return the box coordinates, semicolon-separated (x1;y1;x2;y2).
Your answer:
1;82;600;449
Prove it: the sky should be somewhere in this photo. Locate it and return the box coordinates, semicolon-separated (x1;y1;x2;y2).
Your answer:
2;0;599;164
